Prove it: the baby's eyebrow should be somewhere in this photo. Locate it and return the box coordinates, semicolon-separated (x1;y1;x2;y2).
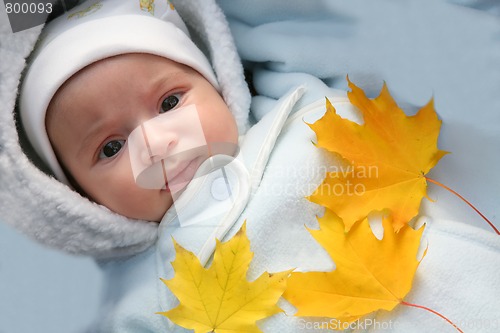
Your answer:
149;69;186;94
151;75;169;91
78;118;110;160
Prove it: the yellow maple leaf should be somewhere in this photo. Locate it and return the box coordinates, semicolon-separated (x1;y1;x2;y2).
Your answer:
308;79;447;231
283;210;426;324
159;223;291;333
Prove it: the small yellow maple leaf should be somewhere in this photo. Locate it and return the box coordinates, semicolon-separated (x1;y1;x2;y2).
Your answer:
283;211;426;324
159;223;291;333
308;79;447;231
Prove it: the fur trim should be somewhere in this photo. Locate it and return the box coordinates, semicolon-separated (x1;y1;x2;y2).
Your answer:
173;0;251;133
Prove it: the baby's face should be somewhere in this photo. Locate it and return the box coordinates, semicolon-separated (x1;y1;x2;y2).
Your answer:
46;53;238;221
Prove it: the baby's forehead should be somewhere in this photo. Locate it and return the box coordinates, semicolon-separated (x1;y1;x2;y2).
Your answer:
63;53;189;87
47;55;188;124
51;54;167;97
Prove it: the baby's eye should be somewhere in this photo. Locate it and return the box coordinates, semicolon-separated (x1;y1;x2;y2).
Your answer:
99;140;125;159
160;94;181;113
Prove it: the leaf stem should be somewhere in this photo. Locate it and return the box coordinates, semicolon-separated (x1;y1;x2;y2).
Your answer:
401;301;464;333
425;177;499;235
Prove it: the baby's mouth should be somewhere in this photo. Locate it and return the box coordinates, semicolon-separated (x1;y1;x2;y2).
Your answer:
162;157;203;193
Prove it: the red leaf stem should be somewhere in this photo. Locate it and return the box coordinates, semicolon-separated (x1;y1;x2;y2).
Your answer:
401;300;464;333
425;177;499;235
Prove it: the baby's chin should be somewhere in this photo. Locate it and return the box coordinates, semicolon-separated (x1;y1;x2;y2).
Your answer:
148;193;174;223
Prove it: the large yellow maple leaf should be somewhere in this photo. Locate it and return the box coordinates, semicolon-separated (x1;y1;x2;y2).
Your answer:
283;210;426;324
308;79;447;231
159;223;291;333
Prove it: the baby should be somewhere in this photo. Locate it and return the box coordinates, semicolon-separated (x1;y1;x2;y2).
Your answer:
20;0;240;222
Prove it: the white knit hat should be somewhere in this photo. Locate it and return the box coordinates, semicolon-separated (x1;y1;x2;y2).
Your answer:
20;0;221;184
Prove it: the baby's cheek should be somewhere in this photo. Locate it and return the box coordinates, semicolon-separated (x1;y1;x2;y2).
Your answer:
212;116;238;143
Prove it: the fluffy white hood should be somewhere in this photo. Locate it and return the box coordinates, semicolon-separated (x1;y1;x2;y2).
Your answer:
0;0;250;259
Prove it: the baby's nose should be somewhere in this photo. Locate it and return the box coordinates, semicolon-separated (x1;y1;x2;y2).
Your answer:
127;104;208;190
139;123;178;165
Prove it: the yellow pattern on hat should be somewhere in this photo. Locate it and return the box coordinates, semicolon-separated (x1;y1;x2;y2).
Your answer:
139;0;155;15
67;1;103;20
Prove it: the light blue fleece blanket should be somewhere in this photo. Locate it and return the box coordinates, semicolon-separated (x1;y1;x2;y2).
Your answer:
217;0;500;230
